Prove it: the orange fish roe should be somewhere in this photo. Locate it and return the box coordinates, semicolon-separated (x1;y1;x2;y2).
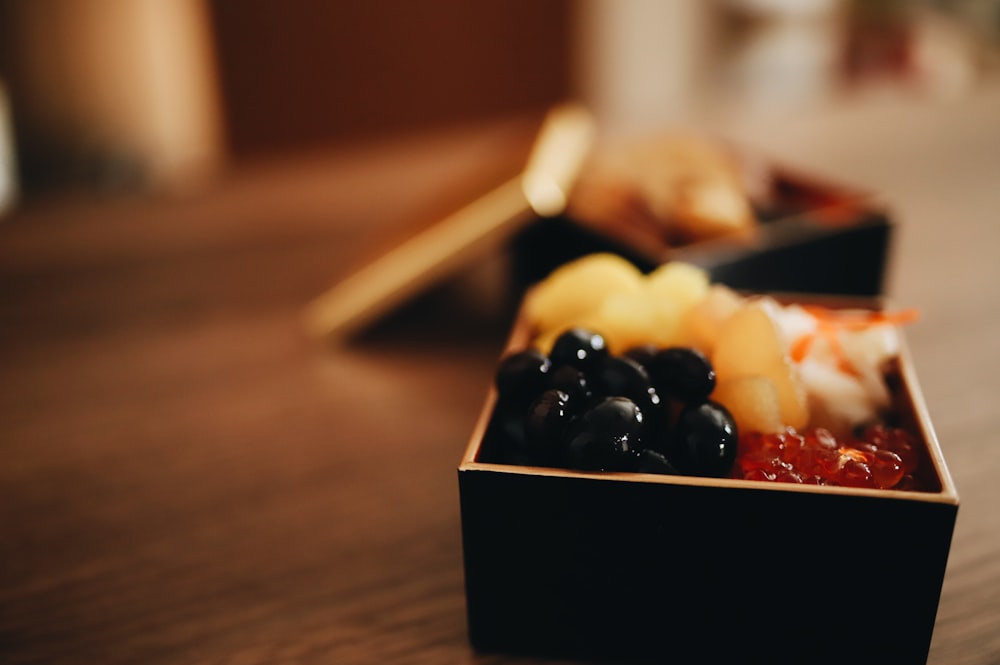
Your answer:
735;425;918;490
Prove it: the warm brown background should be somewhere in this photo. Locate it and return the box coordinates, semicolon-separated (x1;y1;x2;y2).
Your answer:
0;0;574;192
1;3;999;664
2;86;1000;665
206;0;573;159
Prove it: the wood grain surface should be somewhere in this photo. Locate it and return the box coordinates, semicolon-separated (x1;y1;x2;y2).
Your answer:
2;88;999;665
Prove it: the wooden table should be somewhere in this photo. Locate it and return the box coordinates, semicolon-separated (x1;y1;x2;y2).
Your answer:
2;88;999;664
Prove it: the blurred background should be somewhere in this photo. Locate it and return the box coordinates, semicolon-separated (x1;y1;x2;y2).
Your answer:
2;5;999;664
0;0;998;212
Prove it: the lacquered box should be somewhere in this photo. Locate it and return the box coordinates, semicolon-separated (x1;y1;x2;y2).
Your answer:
458;300;958;665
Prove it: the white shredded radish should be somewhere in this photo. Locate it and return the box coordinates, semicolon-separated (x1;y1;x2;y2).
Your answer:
766;303;901;434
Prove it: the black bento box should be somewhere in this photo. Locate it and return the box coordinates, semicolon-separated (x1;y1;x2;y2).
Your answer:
458;297;957;665
510;165;893;299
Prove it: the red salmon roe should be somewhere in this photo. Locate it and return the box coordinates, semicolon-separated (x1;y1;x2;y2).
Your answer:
863;425;920;472
871;449;905;489
839;459;875;488
735;426;922;490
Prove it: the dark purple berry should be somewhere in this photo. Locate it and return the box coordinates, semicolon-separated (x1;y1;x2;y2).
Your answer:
636;449;681;475
594;356;652;402
525;389;580;465
495;348;551;406
623;344;658;372
564;397;645;471
667;401;738;477
594;355;665;439
550;328;608;374
481;402;529;464
648;347;716;403
547;364;592;405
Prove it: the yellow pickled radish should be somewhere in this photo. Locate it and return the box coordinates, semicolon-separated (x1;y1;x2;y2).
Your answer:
712;300;809;430
677;284;745;355
712;375;785;435
525;253;643;335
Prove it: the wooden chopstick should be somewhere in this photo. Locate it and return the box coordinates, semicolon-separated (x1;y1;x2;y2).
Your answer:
303;103;596;342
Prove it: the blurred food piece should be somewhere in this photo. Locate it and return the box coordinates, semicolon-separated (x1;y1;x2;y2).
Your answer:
567;133;758;246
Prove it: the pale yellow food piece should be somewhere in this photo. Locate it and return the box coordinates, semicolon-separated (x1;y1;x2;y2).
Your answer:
671;178;756;242
633;135;756;242
645;262;710;314
712;375;785;435
712;302;785;377
769;361;810;432
574;261;709;352
676;284;744;355
524;253;643;335
712;301;809;430
584;291;656;354
567;134;757;243
645;296;684;348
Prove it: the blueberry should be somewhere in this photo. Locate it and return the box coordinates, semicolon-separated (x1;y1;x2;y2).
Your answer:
549;328;608;374
564;397;645;471
667;401;738;477
648;347;716;403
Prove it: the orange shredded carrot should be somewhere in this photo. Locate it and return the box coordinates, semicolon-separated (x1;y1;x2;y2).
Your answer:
800;306;920;331
790;335;815;363
788;306;919;374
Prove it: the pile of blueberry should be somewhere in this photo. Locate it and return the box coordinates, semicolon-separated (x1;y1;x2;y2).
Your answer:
484;328;738;477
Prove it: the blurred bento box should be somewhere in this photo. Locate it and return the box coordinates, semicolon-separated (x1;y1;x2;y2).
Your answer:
510;134;893;298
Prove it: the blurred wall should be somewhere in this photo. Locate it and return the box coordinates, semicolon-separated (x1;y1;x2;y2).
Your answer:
0;0;223;194
205;0;573;160
2;0;990;201
575;0;716;135
0;0;573;196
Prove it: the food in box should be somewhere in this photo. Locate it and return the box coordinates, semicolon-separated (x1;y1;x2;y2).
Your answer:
458;254;957;664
